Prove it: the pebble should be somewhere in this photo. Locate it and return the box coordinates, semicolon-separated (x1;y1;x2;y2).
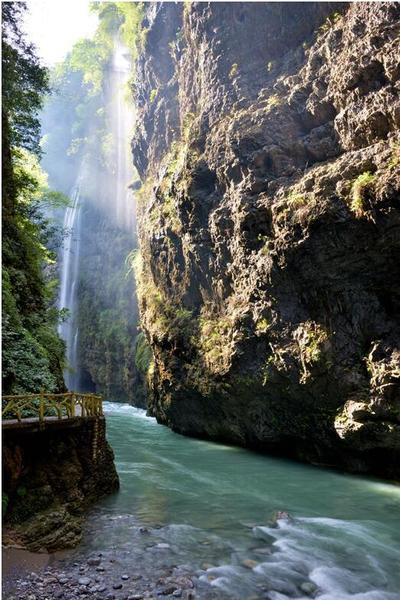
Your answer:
78;577;92;586
87;557;101;566
128;596;143;600
98;585;107;592
121;574;129;580
112;583;123;589
242;559;259;569
96;566;106;572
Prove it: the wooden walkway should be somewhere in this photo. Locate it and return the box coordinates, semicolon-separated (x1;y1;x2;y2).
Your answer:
2;392;103;427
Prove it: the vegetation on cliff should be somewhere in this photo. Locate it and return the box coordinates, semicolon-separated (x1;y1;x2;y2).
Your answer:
2;3;66;394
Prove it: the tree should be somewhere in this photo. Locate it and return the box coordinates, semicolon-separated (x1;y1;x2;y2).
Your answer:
2;2;66;394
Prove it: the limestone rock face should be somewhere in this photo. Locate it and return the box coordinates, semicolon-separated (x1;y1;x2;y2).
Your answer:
133;2;400;479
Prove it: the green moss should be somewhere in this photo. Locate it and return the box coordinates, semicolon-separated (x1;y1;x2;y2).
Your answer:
150;88;158;103
303;323;328;364
16;486;27;498
265;94;282;110
287;192;308;209
229;63;238;78
319;11;342;33
255;318;269;333
136;176;155;206
350;172;376;217
388;143;400;168
134;332;153;375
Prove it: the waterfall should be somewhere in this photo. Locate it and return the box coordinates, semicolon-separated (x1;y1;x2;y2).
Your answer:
58;182;83;391
57;42;136;394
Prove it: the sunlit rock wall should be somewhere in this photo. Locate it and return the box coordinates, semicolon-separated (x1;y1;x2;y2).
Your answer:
133;2;400;479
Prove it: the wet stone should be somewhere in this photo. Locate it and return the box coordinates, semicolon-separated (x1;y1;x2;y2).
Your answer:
121;575;129;580
88;558;101;567
300;582;318;596
112;583;123;590
78;585;89;594
242;559;259;569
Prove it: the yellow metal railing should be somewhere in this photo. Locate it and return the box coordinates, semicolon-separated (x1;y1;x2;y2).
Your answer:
2;392;103;422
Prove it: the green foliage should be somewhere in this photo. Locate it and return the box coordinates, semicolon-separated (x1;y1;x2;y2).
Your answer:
350;172;376;217
68;38;111;95
16;486;27;498
75;205;138;401
319;11;342;33
2;3;50;156
134;332;153;375
303;323;328;364
2;5;66;394
91;2;146;61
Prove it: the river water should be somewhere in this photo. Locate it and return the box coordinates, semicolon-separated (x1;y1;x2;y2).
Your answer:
70;402;400;599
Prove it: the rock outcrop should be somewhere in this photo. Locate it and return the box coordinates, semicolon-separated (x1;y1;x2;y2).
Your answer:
2;417;119;551
133;2;400;479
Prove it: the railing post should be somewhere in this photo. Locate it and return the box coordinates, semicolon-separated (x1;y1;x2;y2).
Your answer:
70;392;75;417
39;390;44;422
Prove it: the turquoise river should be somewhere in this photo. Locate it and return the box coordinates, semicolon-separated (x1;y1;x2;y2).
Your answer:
74;402;400;599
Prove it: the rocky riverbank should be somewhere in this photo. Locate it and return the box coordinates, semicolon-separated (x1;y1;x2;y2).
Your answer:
3;548;215;600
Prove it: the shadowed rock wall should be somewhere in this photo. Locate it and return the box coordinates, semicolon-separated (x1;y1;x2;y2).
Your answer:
3;418;119;551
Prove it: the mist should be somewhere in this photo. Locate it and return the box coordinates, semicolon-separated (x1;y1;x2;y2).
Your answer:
40;38;141;402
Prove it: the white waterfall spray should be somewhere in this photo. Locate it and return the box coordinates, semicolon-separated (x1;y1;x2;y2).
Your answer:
57;42;136;393
58;182;83;390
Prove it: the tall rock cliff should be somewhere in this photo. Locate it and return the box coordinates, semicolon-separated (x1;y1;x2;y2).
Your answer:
132;2;400;479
